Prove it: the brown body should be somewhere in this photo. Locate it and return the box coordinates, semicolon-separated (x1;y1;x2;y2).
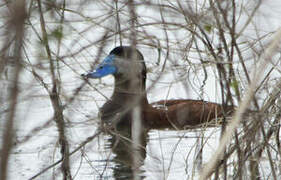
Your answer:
144;99;233;129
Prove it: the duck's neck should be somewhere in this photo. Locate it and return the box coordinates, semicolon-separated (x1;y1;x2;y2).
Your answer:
111;76;148;106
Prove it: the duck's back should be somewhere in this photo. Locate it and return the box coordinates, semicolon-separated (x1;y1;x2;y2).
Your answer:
144;99;234;129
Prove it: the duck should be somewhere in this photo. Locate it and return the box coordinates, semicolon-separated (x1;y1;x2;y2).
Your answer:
82;46;234;130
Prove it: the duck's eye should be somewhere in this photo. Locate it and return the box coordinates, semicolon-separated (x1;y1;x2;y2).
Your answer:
99;66;103;70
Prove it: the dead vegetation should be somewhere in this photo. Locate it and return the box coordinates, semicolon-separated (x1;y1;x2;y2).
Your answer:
0;0;280;179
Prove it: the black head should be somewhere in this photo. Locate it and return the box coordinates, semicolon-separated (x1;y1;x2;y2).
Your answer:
84;46;146;79
109;46;144;60
109;46;146;79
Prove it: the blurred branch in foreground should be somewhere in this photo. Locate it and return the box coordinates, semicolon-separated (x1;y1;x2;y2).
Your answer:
0;1;27;180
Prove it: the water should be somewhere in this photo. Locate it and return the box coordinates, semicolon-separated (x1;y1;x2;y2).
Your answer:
8;114;221;179
1;1;281;178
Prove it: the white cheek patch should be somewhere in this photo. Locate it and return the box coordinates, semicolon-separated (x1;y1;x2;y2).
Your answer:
114;57;144;76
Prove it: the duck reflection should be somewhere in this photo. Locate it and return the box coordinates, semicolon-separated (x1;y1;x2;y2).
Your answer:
103;121;147;179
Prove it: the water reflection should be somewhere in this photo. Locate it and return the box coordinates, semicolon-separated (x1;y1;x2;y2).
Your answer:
105;124;148;180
